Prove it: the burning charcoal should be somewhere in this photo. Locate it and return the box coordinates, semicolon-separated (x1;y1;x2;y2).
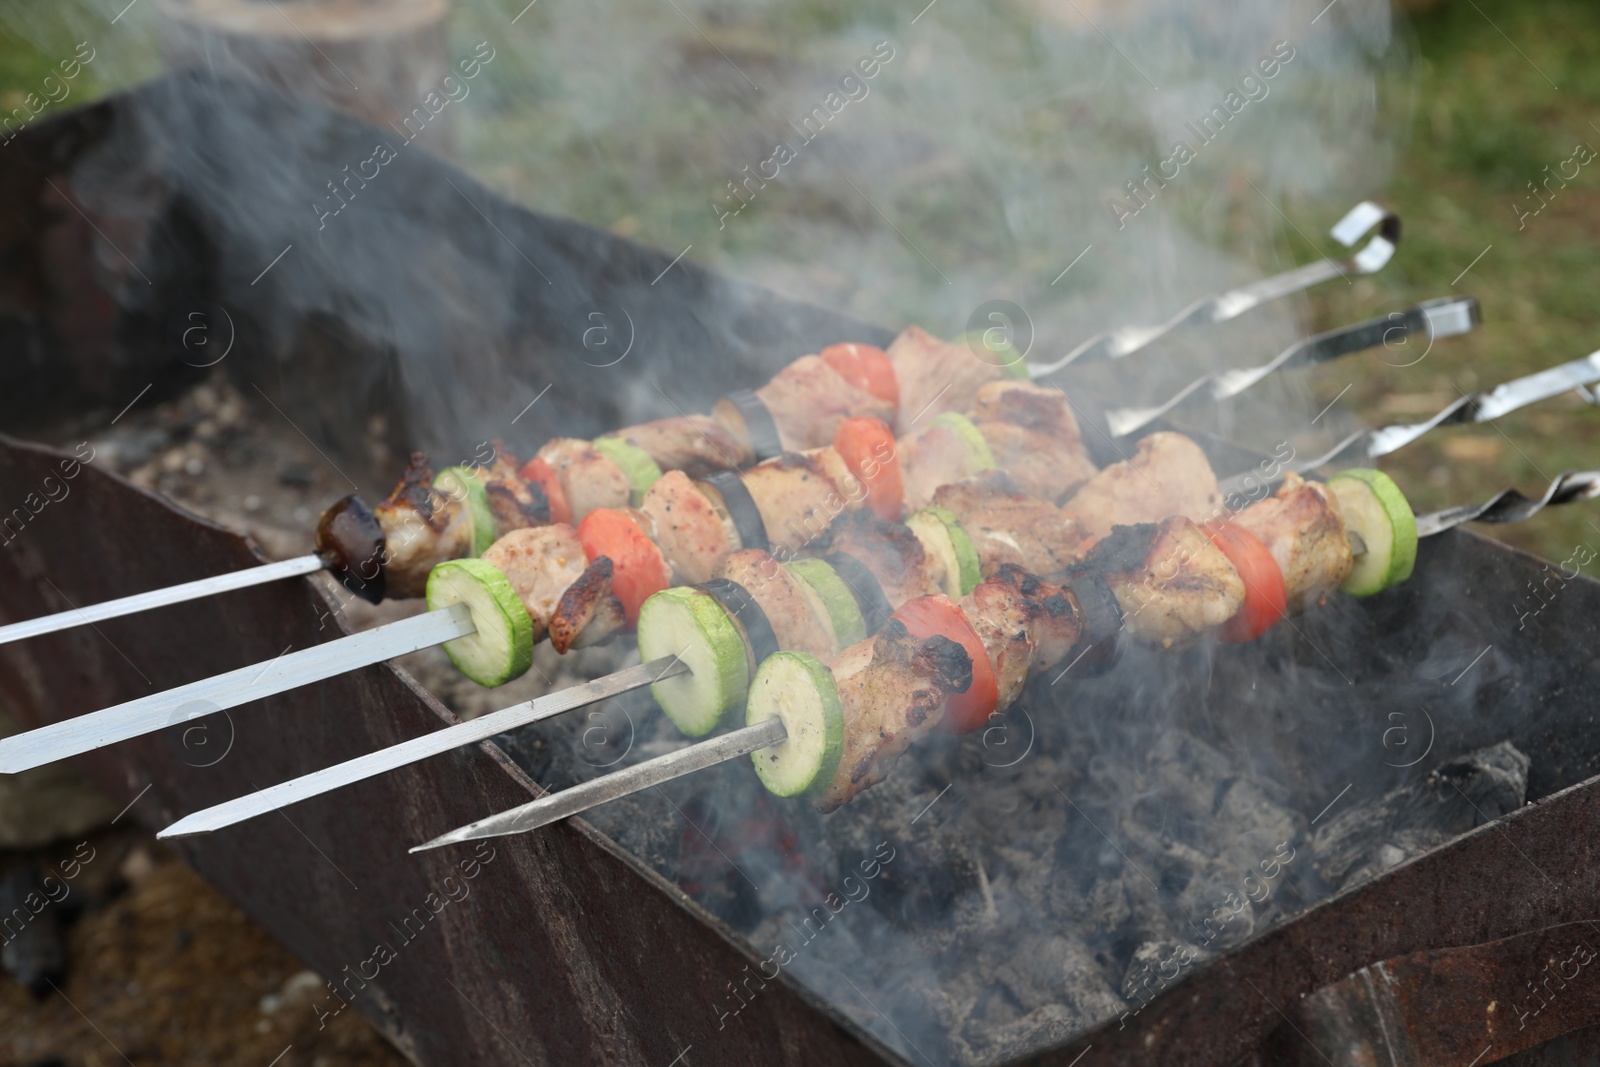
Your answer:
0;865;66;995
1311;741;1531;890
994;934;1125;1019
278;462;315;488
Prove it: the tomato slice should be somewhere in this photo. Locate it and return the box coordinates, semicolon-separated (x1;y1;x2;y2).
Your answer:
833;416;905;522
892;594;999;733
820;343;898;411
576;508;670;628
518;456;571;525
1202;520;1288;643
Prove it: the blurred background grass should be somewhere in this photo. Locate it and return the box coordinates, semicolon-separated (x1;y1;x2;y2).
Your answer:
3;0;1599;573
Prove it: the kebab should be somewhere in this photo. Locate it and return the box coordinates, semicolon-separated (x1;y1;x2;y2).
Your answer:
0;200;1402;648
161;434;1422;838
408;462;1444;847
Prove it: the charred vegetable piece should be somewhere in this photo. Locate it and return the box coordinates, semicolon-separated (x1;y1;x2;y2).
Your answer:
593;436;664;505
714;389;784;463
576;508;671;628
1202;520;1288;643
833;416;905;521
426;559;535;687
819;342;898;410
699;470;768;551
636;586;749;736
892;594;999;734
699;577;781;669
1329;469;1417;596
432;467;495;557
747;652;845;797
314;494;387;604
931;411;997;471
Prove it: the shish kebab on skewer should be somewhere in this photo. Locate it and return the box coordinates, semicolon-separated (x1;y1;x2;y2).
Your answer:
4;299;1494;776
0;198;1401;648
410;452;1589;851
31;313;1600;780
168;408;1585;842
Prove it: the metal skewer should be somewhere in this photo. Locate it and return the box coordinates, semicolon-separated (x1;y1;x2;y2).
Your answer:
1104;297;1479;439
0;554;327;647
0;604;475;775
1217;347;1600;499
400;475;1600;850
409;718;787;853
1026;201;1400;378
157;655;688;838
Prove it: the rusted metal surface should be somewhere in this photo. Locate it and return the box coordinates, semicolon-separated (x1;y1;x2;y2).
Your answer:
1269;922;1600;1066
0;435;892;1066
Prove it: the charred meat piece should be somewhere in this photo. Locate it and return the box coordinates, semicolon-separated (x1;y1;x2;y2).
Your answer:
969;379;1098;501
481;524;588;640
740;450;852;553
603;415;751;477
641;469;736;585
535;438;631;522
373;452;474;599
1076;516;1244;647
932;471;1089;577
475;441;550;534
814;621;973;813
1233;471;1354;614
887;326;1009;436
314;493;386;603
754;354;896;451
714;549;835;659
547;556;627;653
1065;432;1224;540
898;420;978;512
826;508;940;609
970;565;1084;681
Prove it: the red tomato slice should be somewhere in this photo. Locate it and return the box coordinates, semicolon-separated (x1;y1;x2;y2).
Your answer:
820;343;898;411
518;456;572;525
833;416;905;522
576;508;669;628
893;594;999;733
1202;520;1288;643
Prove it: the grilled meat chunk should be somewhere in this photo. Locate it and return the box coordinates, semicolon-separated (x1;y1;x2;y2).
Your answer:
888;326;1009;435
603;416;750;477
969;380;1098;501
547;556;627;653
815;621;973;813
481;524;587;640
1233;472;1354;613
740;450;852;553
826;509;940;609
1065;432;1223;540
754;354;896;451
899;420;979;512
373;452;474;599
640;470;735;585
1076;516;1245;647
475;442;550;534
715;549;835;659
932;472;1089;577
535;438;631;522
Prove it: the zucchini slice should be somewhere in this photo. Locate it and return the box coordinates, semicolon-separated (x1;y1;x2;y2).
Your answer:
959;330;1031;379
824;551;895;633
1329;469;1418;596
747;652;845;798
426;559;535;687
931;411;997;471
432;467;496;557
698;577;780;670
939;514;983;596
593;437;664;505
905;509;963;598
784;559;867;651
636;586;749;736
